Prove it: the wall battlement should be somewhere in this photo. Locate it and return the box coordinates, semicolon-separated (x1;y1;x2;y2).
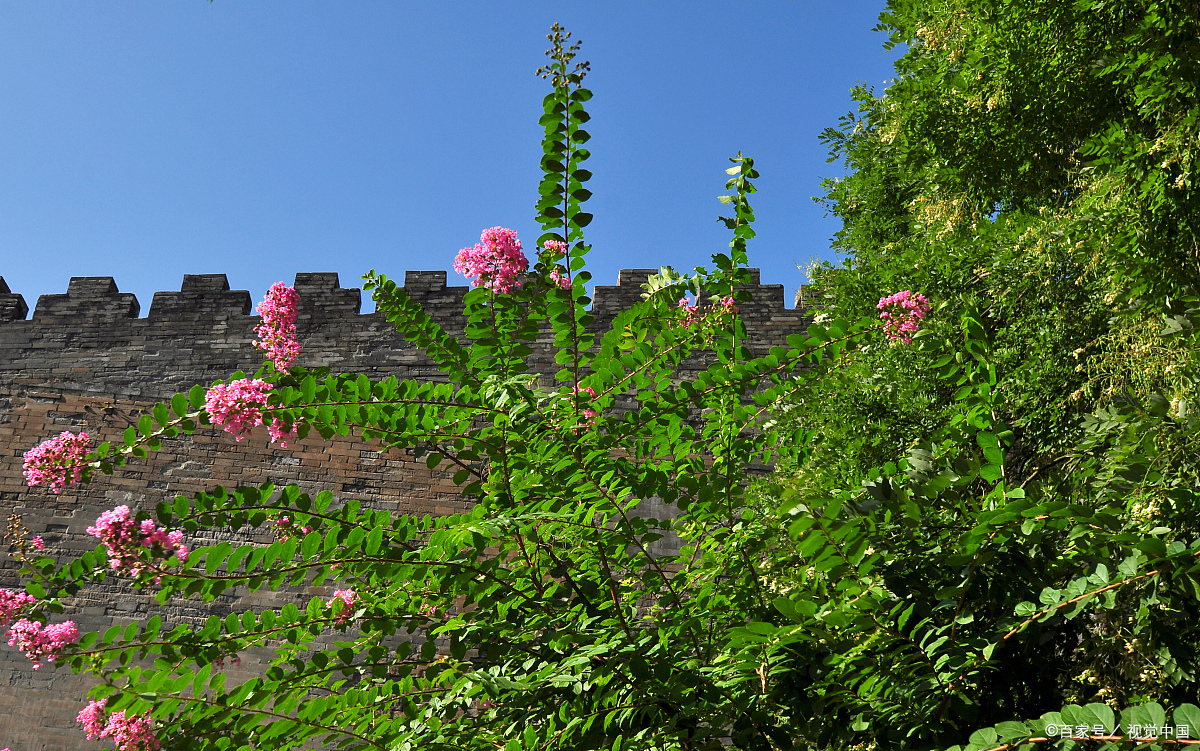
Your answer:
0;268;807;750
0;267;791;326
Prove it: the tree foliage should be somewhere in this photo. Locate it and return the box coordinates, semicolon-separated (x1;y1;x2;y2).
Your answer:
767;0;1200;749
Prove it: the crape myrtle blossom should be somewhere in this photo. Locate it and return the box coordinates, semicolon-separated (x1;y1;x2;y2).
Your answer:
253;281;301;371
454;227;529;293
86;505;188;578
555;385;600;427
7;618;78;669
573;386;599;423
0;589;36;626
418;602;441;618
273;514;313;542
205;379;273;441
22;430;93;493
267;417;300;449
32;535;45;550
877;290;931;344
205;378;302;448
548;268;572;289
542;240;572;288
329;589;358;624
211;653;243;670
77;699;161;751
77;699;108;740
103;710;160;751
676;297;699;328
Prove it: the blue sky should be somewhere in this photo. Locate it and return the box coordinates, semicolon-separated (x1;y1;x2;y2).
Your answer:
0;1;898;315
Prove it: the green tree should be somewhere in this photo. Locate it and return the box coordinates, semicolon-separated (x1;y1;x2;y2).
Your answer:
752;1;1200;749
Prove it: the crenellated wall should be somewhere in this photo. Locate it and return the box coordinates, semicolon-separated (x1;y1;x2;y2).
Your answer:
0;268;808;750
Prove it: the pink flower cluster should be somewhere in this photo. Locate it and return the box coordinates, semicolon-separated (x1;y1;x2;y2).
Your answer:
454;227;529;293
329;589;357;624
211;653;242;671
718;295;738;314
32;535;45;550
206;379;273;440
254;282;301;371
541;240;572;289
267;418;300;449
877;290;931;344
77;699;160;750
77;699;107;740
548;268;572;289
0;589;36;626
557;385;600;426
86;505;188;578
273;515;313;542
7;618;78;669
676;297;700;328
206;379;302;447
22;431;93;493
418;603;441;619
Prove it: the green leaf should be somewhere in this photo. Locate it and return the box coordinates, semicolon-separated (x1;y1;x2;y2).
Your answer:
366;525;384;556
773;596;815;623
188;384;206;410
1081;703;1115;733
995;722;1030;741
968;728;998;747
301;531;321;561
1174;706;1200;738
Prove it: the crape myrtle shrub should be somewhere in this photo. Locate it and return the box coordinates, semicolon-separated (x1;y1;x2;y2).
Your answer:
3;20;1200;751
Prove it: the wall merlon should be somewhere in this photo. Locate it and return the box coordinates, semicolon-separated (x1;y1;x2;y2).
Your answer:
181;274;236;294
294;272;362;322
0;276;29;322
148;274;253;322
403;270;447;293
592;268;657;317
400;270;469;313
32;277;141;322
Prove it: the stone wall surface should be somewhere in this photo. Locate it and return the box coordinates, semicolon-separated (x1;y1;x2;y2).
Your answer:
0;268;807;750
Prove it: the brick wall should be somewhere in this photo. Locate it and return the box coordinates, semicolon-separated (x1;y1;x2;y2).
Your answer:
0;268;808;750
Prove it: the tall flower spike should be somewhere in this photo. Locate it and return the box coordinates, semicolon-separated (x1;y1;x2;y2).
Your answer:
254;282;301;370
